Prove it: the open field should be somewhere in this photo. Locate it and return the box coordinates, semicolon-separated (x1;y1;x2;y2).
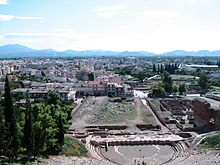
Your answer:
171;75;195;81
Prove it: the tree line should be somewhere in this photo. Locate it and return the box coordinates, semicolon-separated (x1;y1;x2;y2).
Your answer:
153;63;178;74
0;76;74;163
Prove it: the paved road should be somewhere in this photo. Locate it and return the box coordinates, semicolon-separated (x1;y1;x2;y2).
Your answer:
141;99;168;131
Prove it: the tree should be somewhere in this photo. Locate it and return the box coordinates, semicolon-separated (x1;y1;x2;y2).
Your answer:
4;75;14;127
162;72;173;94
153;64;156;73
41;71;46;77
179;84;186;95
3;75;19;161
217;60;220;68
24;91;33;160
173;85;178;94
137;71;146;82
48;92;61;105
32;103;57;157
57;114;64;147
157;65;160;74
151;83;166;98
160;64;164;74
87;72;94;81
198;72;208;90
0;101;11;155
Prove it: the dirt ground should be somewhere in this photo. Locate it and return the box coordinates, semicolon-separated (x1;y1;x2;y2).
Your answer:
70;96;157;132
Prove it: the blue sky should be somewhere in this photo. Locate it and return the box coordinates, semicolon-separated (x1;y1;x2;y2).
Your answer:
0;0;220;53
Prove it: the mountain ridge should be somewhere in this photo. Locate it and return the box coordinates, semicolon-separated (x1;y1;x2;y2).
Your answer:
0;44;220;58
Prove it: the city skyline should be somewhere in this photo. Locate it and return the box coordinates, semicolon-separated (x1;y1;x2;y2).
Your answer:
0;0;220;53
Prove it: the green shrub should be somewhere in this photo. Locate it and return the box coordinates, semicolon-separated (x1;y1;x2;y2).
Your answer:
62;136;87;156
201;133;220;149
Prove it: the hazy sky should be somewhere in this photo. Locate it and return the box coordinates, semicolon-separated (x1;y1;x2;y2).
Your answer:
0;0;220;53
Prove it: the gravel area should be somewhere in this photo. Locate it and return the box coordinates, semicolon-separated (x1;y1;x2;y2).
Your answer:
39;156;115;165
168;149;220;165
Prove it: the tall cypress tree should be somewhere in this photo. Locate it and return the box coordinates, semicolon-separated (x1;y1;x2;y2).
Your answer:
57;114;64;147
4;75;19;161
160;64;164;74
24;90;33;160
152;64;156;73
0;101;10;155
4;75;13;127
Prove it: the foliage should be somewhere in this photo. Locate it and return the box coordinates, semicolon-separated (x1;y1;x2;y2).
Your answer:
48;92;61;105
0;109;11;155
217;60;220;68
87;72;95;81
173;85;178;93
62;136;87;157
32;103;58;157
151;83;166;98
201;133;220;149
152;64;156;73
179;84;186;95
3;75;19;161
10;80;22;89
14;93;26;101
198;72;208;90
114;66;132;75
155;63;178;74
0;81;76;162
57;114;64;147
162;71;173;94
136;71;147;82
24;91;33;159
114;66;153;82
164;63;178;74
4;75;14;126
20;74;36;81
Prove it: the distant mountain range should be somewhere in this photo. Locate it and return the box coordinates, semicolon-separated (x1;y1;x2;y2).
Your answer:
0;44;220;58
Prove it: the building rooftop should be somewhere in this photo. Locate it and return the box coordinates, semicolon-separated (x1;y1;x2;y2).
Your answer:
186;64;218;68
89;81;101;85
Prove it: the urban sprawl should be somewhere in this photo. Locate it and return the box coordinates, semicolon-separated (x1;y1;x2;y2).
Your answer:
1;56;220;165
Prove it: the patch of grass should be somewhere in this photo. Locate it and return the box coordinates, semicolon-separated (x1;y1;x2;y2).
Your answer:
171;75;194;81
149;99;160;111
62;135;87;157
200;133;220;149
139;100;157;125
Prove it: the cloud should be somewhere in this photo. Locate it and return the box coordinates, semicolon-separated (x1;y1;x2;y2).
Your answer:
0;35;4;40
0;14;45;21
2;24;220;53
143;10;179;19
0;0;8;5
96;4;128;18
4;29;81;40
2;29;95;51
184;0;213;4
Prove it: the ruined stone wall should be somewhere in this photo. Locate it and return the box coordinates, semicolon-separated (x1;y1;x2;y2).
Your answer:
214;112;220;126
193;99;220;127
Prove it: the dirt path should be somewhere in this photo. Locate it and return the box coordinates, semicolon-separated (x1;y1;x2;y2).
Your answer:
135;98;144;122
141;99;168;131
